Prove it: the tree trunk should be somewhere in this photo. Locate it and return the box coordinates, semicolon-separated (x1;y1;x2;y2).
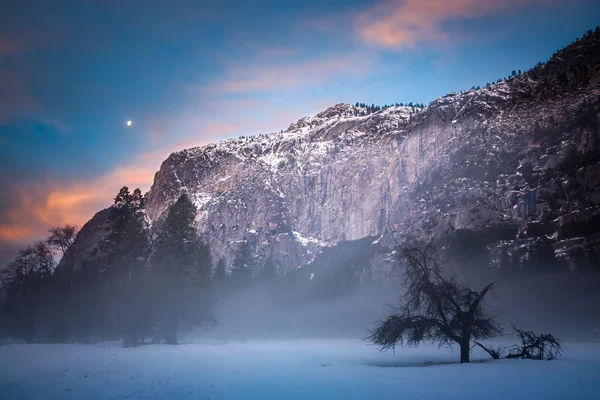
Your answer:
459;333;471;363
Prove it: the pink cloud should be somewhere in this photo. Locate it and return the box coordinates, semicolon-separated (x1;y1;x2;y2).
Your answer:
0;92;330;246
205;53;374;95
0;34;353;247
0;138;208;245
357;0;550;49
0;105;282;245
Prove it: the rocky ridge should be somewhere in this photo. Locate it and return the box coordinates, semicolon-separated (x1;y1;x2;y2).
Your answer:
75;29;600;276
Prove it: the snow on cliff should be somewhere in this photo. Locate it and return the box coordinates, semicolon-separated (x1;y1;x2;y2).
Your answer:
69;31;600;275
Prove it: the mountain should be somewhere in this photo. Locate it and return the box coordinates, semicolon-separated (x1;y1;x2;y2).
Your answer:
73;29;600;276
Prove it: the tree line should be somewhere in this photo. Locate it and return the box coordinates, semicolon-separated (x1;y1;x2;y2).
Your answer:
0;186;282;346
463;26;599;94
0;186;567;363
354;102;426;114
0;187;219;346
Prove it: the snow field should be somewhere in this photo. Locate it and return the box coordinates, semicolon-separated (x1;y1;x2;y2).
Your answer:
1;339;599;400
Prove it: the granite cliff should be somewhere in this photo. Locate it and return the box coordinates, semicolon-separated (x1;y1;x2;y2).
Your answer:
74;30;600;276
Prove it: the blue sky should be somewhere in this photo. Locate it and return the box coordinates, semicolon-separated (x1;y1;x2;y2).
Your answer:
0;0;599;263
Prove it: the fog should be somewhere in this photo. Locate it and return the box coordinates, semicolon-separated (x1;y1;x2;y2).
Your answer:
489;271;600;340
2;252;600;400
208;281;400;340
3;252;598;346
201;267;600;343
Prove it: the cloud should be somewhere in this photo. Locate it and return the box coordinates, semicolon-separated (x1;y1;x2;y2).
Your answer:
0;140;201;245
357;0;549;49
0;106;287;244
0;158;156;264
205;53;374;95
0;89;326;251
0;24;362;255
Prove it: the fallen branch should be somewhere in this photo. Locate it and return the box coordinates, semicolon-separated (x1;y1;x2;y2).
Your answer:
473;341;504;359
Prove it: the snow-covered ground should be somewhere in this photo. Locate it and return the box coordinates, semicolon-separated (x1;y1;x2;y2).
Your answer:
1;339;599;400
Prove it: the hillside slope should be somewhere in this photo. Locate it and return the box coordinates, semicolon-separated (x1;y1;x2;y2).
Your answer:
74;30;600;275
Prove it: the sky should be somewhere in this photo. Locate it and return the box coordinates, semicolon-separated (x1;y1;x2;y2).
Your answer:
0;0;599;265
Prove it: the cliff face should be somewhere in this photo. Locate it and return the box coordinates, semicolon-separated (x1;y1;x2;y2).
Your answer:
80;30;600;275
144;104;420;270
56;208;111;271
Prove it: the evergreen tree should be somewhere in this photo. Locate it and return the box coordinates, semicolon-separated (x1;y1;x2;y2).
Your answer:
230;240;254;291
0;242;54;343
149;193;212;344
98;186;150;346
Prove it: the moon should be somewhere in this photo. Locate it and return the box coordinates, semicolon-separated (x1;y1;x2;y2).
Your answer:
126;120;132;127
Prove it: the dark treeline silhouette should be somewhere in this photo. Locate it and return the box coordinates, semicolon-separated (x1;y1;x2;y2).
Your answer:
0;188;385;345
354;102;426;114
0;213;594;350
0;186;378;346
463;26;599;94
0;187;214;347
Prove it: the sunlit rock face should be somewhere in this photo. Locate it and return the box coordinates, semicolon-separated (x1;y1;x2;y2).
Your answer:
144;103;425;271
83;31;600;274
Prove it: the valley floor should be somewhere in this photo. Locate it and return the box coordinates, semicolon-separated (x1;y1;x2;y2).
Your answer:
0;338;599;400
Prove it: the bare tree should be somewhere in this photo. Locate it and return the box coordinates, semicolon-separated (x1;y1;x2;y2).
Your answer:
474;325;563;360
46;225;79;342
366;245;501;363
47;225;79;273
506;325;563;360
0;242;55;343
